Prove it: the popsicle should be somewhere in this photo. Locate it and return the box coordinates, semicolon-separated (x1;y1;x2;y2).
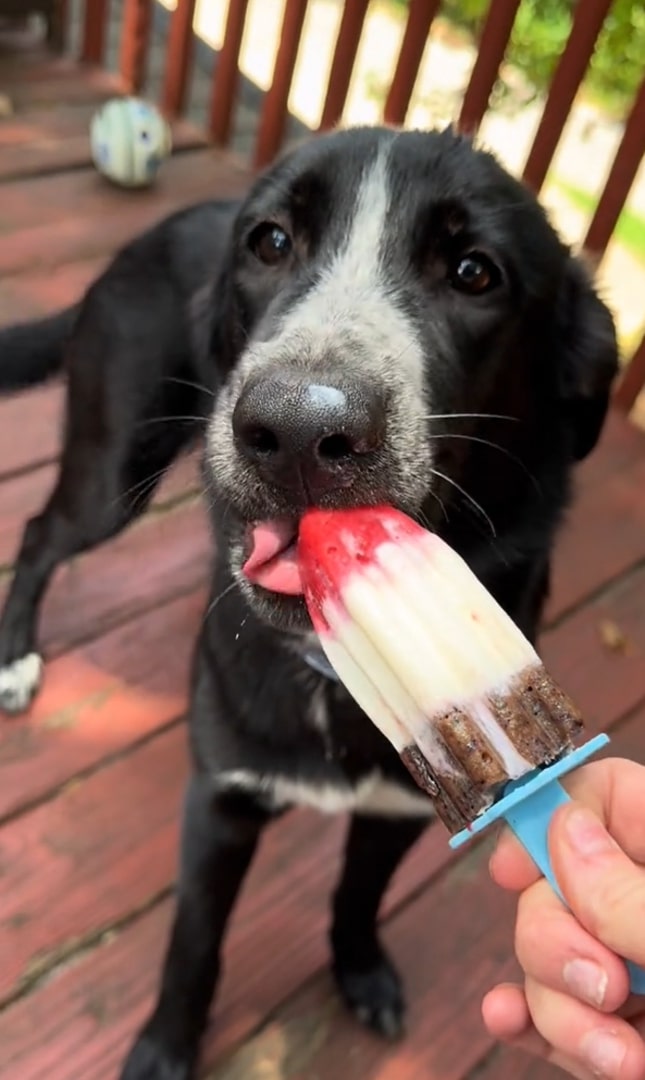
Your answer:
297;505;645;995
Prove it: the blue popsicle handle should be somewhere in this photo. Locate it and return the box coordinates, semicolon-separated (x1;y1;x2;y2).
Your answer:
449;734;645;996
505;775;645;996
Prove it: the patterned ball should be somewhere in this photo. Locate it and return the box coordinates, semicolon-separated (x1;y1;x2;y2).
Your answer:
90;97;172;188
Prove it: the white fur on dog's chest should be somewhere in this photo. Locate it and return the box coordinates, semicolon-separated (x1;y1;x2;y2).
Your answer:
216;767;434;818
215;634;434;818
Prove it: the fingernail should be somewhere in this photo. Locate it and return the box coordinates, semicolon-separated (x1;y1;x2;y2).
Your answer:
580;1030;627;1078
564;958;608;1007
565;807;617;857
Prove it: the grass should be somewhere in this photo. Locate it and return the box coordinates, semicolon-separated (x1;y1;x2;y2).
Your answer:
552;178;645;267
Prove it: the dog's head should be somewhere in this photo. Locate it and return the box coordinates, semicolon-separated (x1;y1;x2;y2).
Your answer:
205;126;617;631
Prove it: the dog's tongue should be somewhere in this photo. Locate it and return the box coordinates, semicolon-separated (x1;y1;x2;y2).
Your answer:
242;521;302;595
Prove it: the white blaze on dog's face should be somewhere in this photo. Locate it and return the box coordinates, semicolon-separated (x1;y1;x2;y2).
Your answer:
264;147;426;407
209;139;432;515
205;126;617;631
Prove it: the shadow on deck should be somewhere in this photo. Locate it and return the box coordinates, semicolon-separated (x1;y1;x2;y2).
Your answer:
1;43;645;1080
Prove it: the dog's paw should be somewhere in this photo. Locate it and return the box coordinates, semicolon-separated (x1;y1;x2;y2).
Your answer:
333;954;406;1041
0;653;43;715
119;1034;195;1080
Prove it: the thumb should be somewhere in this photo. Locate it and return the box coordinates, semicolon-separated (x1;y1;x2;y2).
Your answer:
550;803;645;969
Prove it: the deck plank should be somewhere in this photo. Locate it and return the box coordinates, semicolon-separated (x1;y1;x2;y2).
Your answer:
466;1045;561;1080
0;588;203;821
0;450;202;570
547;411;645;623
542;565;645;731
0;803;457;1078
0;462;57;567
0;386;65;480
0;724;189;1004
0;255;108;331
0;150;247;278
203;840;517;1080
0;494;210;662
0;106;206;183
0;51;125;108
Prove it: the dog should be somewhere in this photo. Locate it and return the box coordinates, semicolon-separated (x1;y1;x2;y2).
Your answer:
0;126;618;1080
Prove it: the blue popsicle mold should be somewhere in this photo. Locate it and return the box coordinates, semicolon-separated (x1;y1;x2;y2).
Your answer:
450;734;645;996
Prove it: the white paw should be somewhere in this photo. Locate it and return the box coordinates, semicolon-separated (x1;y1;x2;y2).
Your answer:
0;653;43;714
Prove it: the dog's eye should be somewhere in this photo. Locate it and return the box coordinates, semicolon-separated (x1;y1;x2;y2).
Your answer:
449;252;501;295
249;223;292;266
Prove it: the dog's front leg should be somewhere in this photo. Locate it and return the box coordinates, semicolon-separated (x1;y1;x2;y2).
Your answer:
330;812;429;1041
120;773;271;1080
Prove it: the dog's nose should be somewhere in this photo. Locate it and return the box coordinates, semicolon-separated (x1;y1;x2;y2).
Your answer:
232;370;386;493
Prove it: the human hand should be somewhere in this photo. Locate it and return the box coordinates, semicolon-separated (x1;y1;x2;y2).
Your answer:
482;757;645;1079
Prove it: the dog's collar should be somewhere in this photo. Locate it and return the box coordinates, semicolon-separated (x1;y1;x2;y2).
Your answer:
301;645;340;683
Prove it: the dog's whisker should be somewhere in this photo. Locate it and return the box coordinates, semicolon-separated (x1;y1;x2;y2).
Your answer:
430;467;496;537
205;580;238;620
390;338;417;366
163;376;216;399
135;414;209;429
428;433;542;493
422;412;519;423
107;467;169;514
129;481;168;515
126;479;158;513
420;493;448;525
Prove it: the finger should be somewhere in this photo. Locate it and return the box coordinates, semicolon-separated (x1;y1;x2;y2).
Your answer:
565;760;645;862
490;757;645;893
482;982;533;1041
514;879;630;1012
482;984;604;1080
525;976;645;1080
543;1049;605;1080
550;803;645;968
489;827;540;891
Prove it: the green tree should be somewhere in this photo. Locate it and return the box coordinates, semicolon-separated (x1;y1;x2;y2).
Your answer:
589;0;645;111
391;0;644;114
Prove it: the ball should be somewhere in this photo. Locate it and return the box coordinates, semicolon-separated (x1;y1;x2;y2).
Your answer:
90;97;172;188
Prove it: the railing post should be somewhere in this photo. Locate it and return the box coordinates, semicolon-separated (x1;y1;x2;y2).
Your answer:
162;0;198;118
458;0;521;135
383;0;441;127
318;0;370;132
583;76;645;260
209;0;251;146
119;0;153;95
254;0;309;170
47;0;69;51
614;334;645;415
522;0;612;192
80;0;110;65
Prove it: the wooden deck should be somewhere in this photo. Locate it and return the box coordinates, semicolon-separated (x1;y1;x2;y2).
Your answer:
1;48;645;1080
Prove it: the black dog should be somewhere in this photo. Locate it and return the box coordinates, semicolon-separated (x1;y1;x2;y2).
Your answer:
0;126;617;1079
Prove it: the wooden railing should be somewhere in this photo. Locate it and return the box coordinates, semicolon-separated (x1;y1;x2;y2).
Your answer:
63;0;645;415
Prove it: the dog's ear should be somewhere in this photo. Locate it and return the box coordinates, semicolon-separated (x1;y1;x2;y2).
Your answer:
189;258;239;390
556;256;619;461
188;281;218;367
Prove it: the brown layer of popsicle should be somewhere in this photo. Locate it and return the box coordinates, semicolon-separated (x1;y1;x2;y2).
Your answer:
401;666;584;834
